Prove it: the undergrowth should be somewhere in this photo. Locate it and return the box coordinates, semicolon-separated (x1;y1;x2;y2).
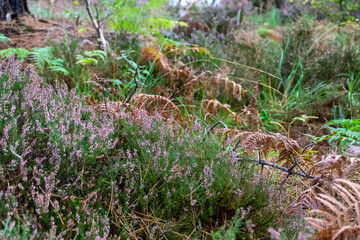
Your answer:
2;0;360;239
0;57;289;239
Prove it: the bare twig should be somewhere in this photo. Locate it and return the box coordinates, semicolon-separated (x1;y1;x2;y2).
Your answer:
125;67;139;104
277;142;316;209
39;187;65;226
84;0;109;51
204;113;228;134
9;145;23;160
107;181;114;216
237;156;318;179
170;90;182;100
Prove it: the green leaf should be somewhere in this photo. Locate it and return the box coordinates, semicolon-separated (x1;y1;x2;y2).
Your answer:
0;33;10;42
76;55;98;65
0;48;30;60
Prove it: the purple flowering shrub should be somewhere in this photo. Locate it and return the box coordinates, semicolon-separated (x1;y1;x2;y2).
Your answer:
0;57;118;238
1;57;280;238
115;115;277;238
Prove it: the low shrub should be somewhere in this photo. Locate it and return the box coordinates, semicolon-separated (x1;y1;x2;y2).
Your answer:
0;57;290;238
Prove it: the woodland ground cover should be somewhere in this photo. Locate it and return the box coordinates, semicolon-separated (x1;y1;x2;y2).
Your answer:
1;0;360;239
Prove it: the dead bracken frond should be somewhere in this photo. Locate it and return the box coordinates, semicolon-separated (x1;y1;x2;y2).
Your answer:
132;93;180;115
218;128;300;158
310;155;347;178
290;153;360;213
202;99;245;125
140;46;171;74
202;99;233;115
206;74;247;104
306;178;360;240
85;97;131;118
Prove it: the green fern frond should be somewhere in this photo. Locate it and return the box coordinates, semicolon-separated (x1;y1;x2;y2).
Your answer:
31;47;55;72
0;33;10;42
76;50;106;66
76;56;98;65
84;50;107;61
146;17;188;30
47;58;70;76
0;48;30;60
326;119;360;146
108;0;184;35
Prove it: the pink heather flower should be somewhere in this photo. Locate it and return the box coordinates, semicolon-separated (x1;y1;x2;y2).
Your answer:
268;228;281;239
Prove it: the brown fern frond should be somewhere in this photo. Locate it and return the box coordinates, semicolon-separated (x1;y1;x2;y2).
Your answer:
289;154;350;213
202;99;234;116
202;99;245;125
132;93;180;115
140;47;170;74
206;74;247;104
306;179;360;240
89;99;131;119
310;155;347;178
217;129;299;158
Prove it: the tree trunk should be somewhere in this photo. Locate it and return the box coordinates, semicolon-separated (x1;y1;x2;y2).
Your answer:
274;0;285;9
0;0;30;20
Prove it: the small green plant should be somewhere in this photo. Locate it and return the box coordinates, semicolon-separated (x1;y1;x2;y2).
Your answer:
105;0;187;34
327;119;360;146
300;0;360;21
0;48;31;60
307;119;360;150
0;33;10;43
76;50;107;66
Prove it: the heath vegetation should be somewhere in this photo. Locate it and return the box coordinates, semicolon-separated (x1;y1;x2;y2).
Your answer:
1;0;360;239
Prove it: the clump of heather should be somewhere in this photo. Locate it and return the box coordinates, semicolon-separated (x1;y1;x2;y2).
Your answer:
0;57;118;239
0;57;290;239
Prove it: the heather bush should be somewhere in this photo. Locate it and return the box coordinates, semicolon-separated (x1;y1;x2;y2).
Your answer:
115;115;279;238
0;57;292;238
0;57;118;238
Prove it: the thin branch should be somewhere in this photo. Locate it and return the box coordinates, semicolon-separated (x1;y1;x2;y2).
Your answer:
84;0;109;51
204;113;228;134
237;156;318;179
278;142;316;209
9;145;23;160
39;187;65;226
125;67;139;104
170;90;182;100
279;171;292;209
94;3;100;22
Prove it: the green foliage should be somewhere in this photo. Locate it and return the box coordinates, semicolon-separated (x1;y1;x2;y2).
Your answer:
110;117;277;238
248;8;282;28
326;119;360;146
105;0;187;34
76;50;107;66
0;46;69;75
257;28;275;37
0;58;283;238
211;209;248;239
0;217;31;240
0;33;10;42
301;0;360;21
0;48;30;60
